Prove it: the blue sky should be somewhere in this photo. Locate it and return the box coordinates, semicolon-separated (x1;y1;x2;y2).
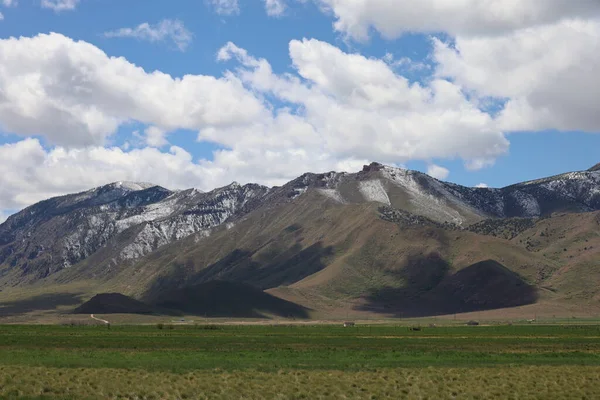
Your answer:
0;0;599;217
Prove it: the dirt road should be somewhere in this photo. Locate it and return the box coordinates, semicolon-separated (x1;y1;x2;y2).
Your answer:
90;314;110;324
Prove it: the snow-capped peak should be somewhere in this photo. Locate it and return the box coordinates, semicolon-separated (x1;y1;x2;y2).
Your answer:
111;181;156;191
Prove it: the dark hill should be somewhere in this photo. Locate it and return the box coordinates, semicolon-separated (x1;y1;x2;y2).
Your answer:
152;281;310;319
74;293;155;314
589;163;600;172
360;259;538;317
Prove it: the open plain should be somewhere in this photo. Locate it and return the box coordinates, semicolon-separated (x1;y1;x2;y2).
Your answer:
0;323;599;399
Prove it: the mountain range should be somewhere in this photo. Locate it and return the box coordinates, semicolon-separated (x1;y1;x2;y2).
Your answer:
1;162;599;320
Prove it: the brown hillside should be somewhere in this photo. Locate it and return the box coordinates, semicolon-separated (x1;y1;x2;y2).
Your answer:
512;212;600;301
99;190;558;318
152;281;310;319
74;293;155;315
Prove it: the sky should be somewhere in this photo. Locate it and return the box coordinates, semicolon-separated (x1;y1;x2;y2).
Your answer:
0;0;599;222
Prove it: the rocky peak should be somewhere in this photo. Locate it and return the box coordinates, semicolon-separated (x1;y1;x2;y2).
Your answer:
362;162;385;173
110;181;156;191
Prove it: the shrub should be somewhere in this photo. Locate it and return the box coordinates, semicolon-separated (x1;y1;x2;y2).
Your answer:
194;324;220;330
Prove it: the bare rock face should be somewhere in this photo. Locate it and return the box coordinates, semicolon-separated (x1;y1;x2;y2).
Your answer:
362;162;385;173
0;181;269;284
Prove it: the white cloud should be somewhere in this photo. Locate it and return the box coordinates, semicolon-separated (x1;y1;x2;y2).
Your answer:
0;33;265;147
0;138;366;214
427;164;450;180
0;138;208;212
314;0;600;40
475;183;489;188
217;39;508;166
383;53;431;73
41;0;79;12
264;0;286;16
0;35;514;217
104;19;193;52
0;12;3;20
209;0;239;15
434;19;600;133
144;126;168;148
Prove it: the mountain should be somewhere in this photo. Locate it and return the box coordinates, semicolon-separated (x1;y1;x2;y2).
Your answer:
103;189;554;318
272;162;600;223
0;181;269;285
1;162;600;319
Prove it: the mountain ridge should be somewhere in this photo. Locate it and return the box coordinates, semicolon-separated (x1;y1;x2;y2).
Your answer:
1;162;600;320
2;162;600;280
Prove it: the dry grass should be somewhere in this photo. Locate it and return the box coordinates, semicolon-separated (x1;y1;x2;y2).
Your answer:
0;365;598;399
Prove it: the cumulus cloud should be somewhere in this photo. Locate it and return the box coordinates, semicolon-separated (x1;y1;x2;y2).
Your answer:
104;19;193;52
0;33;265;147
41;0;79;12
264;0;286;16
3;2;599;222
475;183;489;188
217;39;508;165
209;0;239;15
314;0;600;40
0;138;367;216
312;1;600;136
0;35;512;217
427;164;450;180
383;53;431;73
434;19;600;133
0;138;207;213
143;126;168;148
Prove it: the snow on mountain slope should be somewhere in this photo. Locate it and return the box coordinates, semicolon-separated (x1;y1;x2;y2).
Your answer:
107;183;270;263
359;180;391;205
0;181;269;283
380;166;471;224
317;188;345;204
517;170;600;209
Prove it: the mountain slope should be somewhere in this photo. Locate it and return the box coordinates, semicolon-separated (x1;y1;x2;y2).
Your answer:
94;190;557;318
511;211;600;302
273;162;600;225
0;182;269;286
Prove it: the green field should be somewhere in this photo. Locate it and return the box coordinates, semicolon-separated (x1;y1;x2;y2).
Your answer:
0;324;599;399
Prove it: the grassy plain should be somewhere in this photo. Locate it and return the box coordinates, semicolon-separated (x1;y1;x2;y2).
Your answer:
0;324;599;399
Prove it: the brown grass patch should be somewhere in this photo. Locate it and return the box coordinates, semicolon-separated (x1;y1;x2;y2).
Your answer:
1;365;599;399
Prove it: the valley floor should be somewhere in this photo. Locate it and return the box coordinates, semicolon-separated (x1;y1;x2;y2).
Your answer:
0;324;599;399
1;281;600;325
